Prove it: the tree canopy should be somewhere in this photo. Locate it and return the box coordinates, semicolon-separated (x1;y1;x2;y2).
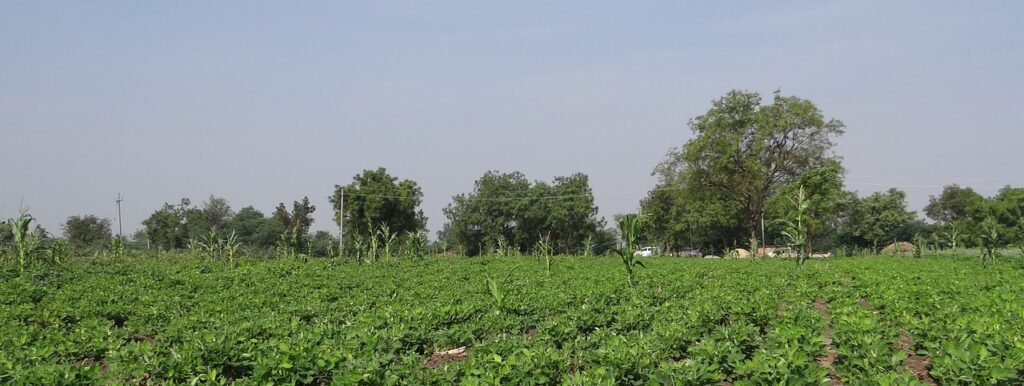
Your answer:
644;90;846;252
330;167;426;247
62;215;112;250
442;171;604;256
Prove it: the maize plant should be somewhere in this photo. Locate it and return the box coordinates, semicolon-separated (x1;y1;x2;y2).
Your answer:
109;236;126;259
49;239;69;265
912;233;926;259
9;214;43;273
583;235;595;257
778;186;810;266
187;238;203;259
404;232;426;259
224;231;240;263
979;217;1000;267
614;209;646;287
352;237;366;264
533;234;554;276
376;224;398;261
276;229;299;259
484;270;514;312
942;225;961;251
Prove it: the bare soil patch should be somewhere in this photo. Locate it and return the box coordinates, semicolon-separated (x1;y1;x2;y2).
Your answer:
895;331;936;385
424;346;468;369
813;299;843;386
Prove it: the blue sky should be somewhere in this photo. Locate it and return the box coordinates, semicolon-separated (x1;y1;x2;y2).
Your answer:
2;1;1023;236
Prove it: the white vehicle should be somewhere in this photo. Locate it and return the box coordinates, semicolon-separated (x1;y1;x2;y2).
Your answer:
634;247;654;257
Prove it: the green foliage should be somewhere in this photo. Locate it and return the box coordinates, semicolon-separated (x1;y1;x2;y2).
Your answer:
48;239;69;265
331;167;426;250
2;256;1024;384
109;236;126;258
403;232;427;259
443;171;604;256
614;210;647;287
655;90;845;246
8;213;44;272
978;217;1001;266
777;186;810;266
62;215;112;251
765;164;849;251
843;188;916;250
483;270;514;312
912;233;926;259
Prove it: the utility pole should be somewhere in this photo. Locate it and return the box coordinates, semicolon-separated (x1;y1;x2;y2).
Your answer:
337;188;345;255
760;212;765;248
116;193;123;238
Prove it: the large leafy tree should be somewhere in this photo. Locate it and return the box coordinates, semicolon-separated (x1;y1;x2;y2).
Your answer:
659;90;845;242
268;197;317;250
643;152;746;253
62;215;113;250
226;206;279;248
142;200;189;250
924;185;985;225
845;188;916;249
442;171;603;256
330;168;426;246
764;164;852;252
200;195;235;231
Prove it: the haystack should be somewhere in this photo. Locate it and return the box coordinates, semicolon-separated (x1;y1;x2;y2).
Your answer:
882;242;915;255
728;248;751;258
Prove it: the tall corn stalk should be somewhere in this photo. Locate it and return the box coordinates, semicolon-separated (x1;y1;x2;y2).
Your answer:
614;209;646;287
109;236;126;259
778;186;810;266
534;233;554;277
979;216;1000;266
377;223;397;261
484;270;514;312
9;214;42;273
404;231;426;259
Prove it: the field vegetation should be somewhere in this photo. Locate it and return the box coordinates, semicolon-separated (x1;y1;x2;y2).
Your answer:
4;89;1024;384
2;254;1023;384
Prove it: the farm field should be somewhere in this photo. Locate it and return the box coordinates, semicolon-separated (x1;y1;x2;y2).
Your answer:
2;256;1023;385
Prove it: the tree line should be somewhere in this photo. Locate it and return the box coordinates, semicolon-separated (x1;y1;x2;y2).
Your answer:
7;89;1023;258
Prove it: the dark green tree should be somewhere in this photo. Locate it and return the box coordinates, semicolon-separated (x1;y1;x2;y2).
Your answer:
924;184;985;225
845;188;916;249
658;90;845;243
62;215;113;250
200;195;235;231
330;168;426;247
442;171;604;256
226;206;271;247
765;164;851;252
142;204;187;250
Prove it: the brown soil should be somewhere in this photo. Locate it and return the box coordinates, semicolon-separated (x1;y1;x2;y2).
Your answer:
813;299;843;386
423;346;468;369
857;298;872;310
73;357;110;372
894;331;936;385
132;334;157;344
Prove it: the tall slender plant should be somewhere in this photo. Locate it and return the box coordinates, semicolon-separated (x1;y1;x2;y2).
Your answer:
224;231;240;263
484;270;514;312
778;186;811;266
912;233;926;259
614;209;646;287
979;216;1000;266
376;223;398;261
9;214;43;272
109;236;126;259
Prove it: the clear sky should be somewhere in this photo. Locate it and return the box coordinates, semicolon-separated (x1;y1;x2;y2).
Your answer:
2;1;1023;237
